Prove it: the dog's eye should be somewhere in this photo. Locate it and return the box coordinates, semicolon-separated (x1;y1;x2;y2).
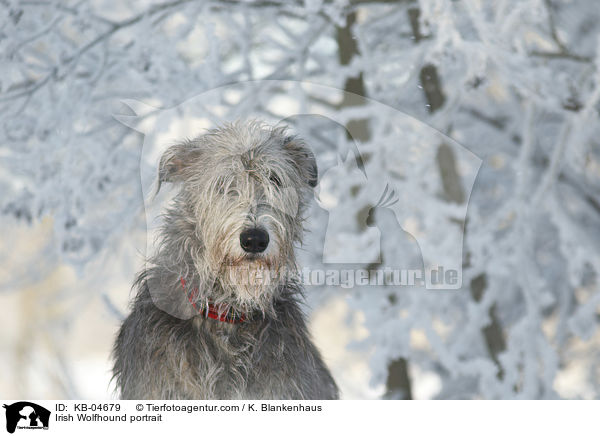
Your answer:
269;173;282;188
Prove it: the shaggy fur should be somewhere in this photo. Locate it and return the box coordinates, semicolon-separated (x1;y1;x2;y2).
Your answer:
112;121;338;400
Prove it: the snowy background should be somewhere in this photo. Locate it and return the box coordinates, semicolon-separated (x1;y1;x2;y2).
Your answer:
1;0;600;399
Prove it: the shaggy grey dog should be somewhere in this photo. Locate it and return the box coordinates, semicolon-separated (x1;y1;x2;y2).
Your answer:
112;121;338;400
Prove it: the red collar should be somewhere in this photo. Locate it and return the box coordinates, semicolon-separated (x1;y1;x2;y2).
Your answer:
179;278;247;324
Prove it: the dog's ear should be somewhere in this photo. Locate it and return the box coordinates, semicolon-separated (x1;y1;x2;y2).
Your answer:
283;136;318;188
157;141;202;191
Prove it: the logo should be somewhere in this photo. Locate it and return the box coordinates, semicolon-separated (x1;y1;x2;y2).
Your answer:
3;402;50;434
116;79;481;322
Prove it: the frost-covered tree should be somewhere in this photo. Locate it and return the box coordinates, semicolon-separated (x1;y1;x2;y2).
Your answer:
1;0;599;399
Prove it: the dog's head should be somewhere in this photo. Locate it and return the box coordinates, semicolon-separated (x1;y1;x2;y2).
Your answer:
157;121;317;311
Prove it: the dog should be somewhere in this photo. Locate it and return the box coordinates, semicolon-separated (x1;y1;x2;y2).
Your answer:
112;121;339;399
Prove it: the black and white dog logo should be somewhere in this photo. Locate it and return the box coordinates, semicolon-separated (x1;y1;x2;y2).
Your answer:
3;402;50;433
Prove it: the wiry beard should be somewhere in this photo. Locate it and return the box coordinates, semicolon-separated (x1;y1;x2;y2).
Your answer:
206;255;287;316
194;220;298;315
145;217;301;320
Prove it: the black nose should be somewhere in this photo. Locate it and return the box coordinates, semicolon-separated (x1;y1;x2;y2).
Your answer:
240;228;269;253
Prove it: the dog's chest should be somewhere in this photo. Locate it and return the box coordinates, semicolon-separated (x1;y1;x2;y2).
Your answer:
178;321;297;400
